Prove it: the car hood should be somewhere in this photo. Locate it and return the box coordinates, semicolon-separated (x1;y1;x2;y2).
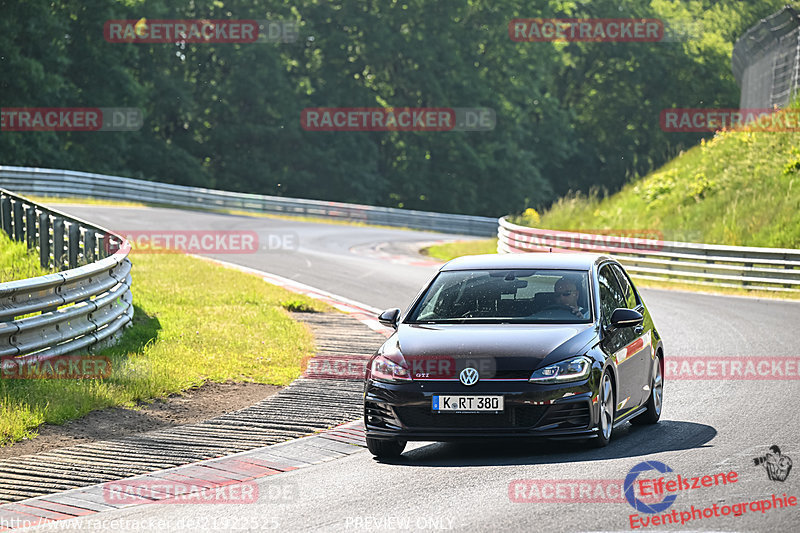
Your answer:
393;323;598;379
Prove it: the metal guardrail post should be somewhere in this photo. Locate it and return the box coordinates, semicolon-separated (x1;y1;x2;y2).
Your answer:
68;222;80;268
84;229;96;264
53;217;65;269
38;212;50;269
97;234;106;259
13;200;24;241
25;205;36;249
106;235;122;255
1;196;12;237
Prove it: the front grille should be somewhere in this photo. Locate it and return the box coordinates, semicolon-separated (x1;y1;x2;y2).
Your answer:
491;370;538;379
395;405;547;429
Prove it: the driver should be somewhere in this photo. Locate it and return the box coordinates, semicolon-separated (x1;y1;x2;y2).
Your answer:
554;276;588;318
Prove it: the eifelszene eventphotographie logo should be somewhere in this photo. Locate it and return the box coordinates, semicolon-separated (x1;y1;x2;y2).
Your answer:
754;445;792;482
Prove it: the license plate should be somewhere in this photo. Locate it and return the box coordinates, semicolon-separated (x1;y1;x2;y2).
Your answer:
432;395;504;412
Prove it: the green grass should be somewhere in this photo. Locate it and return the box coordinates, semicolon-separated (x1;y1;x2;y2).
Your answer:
516;110;800;248
423;239;498;261
0;251;331;446
0;233;51;282
26;196;147;208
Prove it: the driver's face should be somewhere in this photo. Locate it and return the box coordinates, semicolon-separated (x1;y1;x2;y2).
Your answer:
554;281;579;307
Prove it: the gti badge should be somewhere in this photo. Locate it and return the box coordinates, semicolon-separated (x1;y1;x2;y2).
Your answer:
459;367;479;386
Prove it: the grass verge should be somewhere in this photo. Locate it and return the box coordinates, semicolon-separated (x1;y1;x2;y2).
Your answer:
26;196;148;208
0;233;51;282
515;108;800;248
422;238;498;261
0;251;331;446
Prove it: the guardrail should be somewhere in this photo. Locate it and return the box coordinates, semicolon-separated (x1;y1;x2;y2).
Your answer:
0;188;133;363
497;217;800;292
0;166;498;237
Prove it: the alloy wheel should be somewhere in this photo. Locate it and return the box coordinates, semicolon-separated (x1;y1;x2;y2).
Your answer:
600;373;614;440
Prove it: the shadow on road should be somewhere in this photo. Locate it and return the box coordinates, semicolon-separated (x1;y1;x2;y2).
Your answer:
378;420;716;467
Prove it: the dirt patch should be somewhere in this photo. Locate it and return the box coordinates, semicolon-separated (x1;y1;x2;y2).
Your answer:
0;381;281;460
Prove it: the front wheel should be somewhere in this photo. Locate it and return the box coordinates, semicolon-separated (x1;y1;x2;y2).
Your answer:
631;356;663;425
366;437;406;459
593;371;615;448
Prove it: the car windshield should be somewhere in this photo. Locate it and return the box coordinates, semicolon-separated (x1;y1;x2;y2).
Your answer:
406;269;592;324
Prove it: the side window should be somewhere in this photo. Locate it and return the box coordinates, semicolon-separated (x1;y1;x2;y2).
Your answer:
598;265;627;326
611;264;639;309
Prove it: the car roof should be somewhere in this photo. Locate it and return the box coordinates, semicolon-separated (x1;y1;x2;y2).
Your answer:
440;252;613;271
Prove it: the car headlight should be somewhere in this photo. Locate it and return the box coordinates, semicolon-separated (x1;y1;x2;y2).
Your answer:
368;354;411;383
529;356;592;383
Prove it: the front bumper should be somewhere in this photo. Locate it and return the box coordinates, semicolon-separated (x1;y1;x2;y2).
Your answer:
364;378;599;441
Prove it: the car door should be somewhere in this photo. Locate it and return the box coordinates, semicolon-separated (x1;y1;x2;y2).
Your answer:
597;263;640;416
611;263;652;407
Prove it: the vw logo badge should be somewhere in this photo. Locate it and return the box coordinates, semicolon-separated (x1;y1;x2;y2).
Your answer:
459;367;479;386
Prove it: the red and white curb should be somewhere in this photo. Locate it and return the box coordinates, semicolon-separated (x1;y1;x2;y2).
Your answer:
0;422;366;530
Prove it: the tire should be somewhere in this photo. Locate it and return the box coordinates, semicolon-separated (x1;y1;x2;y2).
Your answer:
594;370;615;448
631;355;663;425
366;437;406;459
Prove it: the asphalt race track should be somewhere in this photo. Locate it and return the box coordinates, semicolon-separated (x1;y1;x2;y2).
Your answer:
26;204;800;532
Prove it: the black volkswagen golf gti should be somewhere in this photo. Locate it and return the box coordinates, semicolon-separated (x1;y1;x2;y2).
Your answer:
363;253;664;458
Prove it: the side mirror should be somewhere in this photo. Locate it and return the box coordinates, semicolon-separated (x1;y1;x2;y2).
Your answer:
609;308;643;330
378;308;401;329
